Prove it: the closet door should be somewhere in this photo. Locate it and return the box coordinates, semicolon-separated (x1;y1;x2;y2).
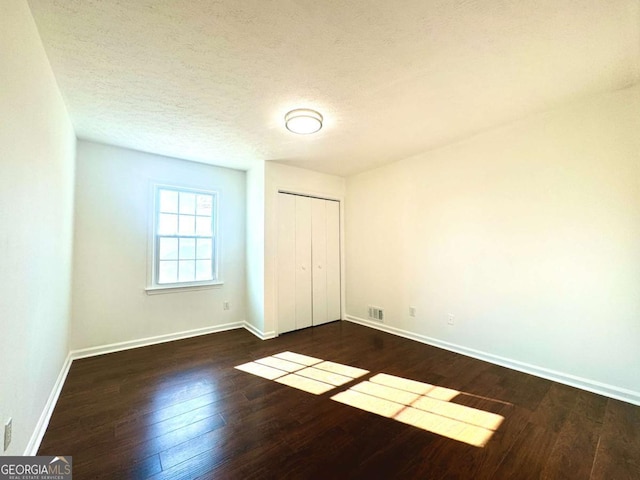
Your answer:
277;193;312;334
311;198;341;326
277;194;297;333
294;196;313;329
325;200;341;321
311;198;328;325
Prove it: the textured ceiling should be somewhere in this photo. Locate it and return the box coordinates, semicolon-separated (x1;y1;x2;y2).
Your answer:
28;0;640;176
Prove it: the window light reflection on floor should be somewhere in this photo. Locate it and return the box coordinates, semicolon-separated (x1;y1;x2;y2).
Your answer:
331;373;504;447
235;353;505;447
234;351;369;395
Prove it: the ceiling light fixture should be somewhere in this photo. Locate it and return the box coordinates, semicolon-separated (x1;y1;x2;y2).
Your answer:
285;108;323;135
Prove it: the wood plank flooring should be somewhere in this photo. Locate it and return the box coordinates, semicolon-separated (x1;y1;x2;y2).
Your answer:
38;321;640;479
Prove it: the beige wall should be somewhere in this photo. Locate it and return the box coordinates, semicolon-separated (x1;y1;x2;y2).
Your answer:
71;141;246;349
0;0;76;455
346;85;640;400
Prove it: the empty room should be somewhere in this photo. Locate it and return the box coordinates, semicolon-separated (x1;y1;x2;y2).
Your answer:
1;0;639;478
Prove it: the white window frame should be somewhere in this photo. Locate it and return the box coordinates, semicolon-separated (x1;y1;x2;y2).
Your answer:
145;184;222;294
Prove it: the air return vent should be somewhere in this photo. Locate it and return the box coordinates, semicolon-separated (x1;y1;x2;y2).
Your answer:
368;306;384;322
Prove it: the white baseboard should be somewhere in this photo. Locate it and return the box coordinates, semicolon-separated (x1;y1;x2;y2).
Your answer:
24;352;73;456
344;315;640;406
71;322;245;360
243;321;277;340
26;320;278;455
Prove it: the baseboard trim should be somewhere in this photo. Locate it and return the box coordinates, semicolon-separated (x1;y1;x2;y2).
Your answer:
344;315;640;406
71;322;245;360
27;320;281;455
24;352;73;456
243;321;277;340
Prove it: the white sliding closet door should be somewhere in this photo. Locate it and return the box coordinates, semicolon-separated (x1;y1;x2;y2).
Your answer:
277;193;312;334
277;193;297;334
325;200;341;322
311;198;328;325
277;193;340;334
294;196;313;330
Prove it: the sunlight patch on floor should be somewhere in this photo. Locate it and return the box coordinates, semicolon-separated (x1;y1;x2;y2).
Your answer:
332;389;405;418
352;380;420;405
295;367;353;386
367;373;460;401
276;374;336;394
236;355;505;446
273;351;323;366
313;361;369;378
235;352;369;395
367;372;435;395
234;362;286;380
332;373;504;447
255;356;305;373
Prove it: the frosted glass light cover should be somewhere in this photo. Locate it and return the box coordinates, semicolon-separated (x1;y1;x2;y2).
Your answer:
285;109;323;134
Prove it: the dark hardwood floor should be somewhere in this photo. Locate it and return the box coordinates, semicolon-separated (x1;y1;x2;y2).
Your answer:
39;321;640;479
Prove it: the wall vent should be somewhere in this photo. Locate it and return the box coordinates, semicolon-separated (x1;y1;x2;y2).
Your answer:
368;306;384;322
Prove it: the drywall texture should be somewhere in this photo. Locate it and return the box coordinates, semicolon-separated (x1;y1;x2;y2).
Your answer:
264;163;346;335
0;0;76;455
246;162;265;333
71;141;246;349
346;85;640;395
27;0;640;176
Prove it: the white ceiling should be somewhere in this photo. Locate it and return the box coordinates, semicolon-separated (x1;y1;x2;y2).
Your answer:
28;0;639;176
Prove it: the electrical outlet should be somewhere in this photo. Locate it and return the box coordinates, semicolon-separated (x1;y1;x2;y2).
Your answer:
4;418;12;451
223;301;230;311
409;306;416;317
447;314;455;326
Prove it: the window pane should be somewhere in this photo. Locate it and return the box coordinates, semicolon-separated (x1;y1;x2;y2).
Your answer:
179;192;196;215
196;260;213;280
158;213;178;235
154;187;217;286
196;194;213;216
179;238;196;260
178;215;195;235
196;238;212;259
159;189;178;213
196;216;212;236
178;260;195;282
159;237;178;260
158;261;178;284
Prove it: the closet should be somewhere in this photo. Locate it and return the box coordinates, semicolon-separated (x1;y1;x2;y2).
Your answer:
277;192;341;334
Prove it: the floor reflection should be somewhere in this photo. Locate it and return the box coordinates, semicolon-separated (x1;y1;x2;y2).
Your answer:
235;352;369;394
332;373;504;447
141;369;227;458
235;352;506;447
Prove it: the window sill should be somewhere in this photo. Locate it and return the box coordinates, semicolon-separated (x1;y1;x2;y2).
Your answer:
145;281;224;295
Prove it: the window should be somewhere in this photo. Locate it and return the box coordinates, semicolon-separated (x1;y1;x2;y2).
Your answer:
150;186;218;289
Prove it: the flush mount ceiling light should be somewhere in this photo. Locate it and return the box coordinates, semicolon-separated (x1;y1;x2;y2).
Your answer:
285;108;323;134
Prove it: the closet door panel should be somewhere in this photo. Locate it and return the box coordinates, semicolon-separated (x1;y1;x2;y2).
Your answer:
278;193;340;334
311;198;328;326
277;194;297;334
325;200;341;321
295;196;313;329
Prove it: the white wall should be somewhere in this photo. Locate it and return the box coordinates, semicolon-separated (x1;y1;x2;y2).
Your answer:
346;85;640;400
0;0;76;455
264;163;346;335
246;162;265;333
71;141;246;349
